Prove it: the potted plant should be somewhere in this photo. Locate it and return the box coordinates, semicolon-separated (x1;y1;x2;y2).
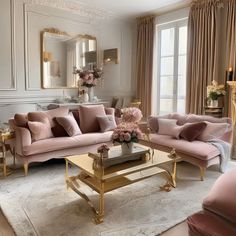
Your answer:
207;80;226;107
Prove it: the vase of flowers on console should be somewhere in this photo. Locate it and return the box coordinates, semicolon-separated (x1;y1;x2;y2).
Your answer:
207;80;226;108
112;107;143;155
74;65;103;102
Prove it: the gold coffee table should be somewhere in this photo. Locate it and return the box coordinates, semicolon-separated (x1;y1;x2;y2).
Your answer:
0;131;15;177
65;144;178;224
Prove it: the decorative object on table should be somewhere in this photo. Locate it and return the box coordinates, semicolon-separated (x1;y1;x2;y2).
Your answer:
207;80;226;108
73;65;103;102
97;144;110;158
80;89;89;103
89;144;150;170
103;48;119;64
226;67;233;81
112;108;143;155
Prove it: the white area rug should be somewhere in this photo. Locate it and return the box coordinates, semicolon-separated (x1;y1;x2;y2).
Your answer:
1;160;236;236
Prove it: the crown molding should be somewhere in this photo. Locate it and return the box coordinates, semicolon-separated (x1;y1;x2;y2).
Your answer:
24;0;116;20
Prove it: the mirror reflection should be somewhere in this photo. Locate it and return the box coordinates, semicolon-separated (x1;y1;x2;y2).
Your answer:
41;29;97;88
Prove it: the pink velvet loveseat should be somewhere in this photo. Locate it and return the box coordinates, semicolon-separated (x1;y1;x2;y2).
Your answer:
187;169;236;236
10;105;115;175
144;113;233;180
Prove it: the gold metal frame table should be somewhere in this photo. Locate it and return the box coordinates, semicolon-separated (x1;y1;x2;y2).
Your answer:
65;144;178;224
0;131;15;177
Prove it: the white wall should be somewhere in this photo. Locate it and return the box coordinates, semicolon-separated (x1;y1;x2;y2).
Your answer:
0;0;136;122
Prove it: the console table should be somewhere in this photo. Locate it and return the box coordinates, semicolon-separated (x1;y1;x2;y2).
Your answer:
38;101;110;110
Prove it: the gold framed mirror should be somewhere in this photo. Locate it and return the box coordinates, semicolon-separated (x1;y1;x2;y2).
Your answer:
41;28;97;89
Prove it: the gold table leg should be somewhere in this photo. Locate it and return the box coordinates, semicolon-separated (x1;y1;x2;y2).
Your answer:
160;149;178;192
65;162;105;224
94;182;105;224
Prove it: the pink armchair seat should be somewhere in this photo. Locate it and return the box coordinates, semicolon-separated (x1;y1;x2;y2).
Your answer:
187;170;236;236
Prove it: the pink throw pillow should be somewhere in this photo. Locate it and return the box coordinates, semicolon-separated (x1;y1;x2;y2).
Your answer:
56;114;82;137
28;118;53;141
79;105;106;133
197;122;230;141
97;115;117;132
157;118;183;139
28;107;69;127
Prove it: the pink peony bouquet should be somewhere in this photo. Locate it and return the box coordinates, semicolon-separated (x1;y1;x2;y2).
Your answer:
122;107;143;123
74;66;103;88
112;123;143;144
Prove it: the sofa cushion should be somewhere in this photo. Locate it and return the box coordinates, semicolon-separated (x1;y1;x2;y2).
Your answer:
51;119;68;137
56;114;82;137
22;131;113;156
187;210;236;236
150;134;220;160
203;170;236;225
180;122;207;142
79;105;106;133
185;114;231;124
158;119;183;139
197;122;230;141
147;115;169;132
169;113;188;125
28;107;69;127
14;113;28;128
28;119;53;141
97;115;117;132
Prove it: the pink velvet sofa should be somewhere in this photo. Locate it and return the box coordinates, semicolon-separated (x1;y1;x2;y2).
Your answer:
10;105;115;175
187;169;236;236
144;113;233;180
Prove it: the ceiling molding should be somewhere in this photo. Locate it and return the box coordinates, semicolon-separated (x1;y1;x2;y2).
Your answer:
24;0;116;20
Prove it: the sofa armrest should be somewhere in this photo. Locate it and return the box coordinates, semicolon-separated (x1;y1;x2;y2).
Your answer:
15;127;32;156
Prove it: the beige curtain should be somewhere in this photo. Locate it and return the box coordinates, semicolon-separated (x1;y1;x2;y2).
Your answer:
186;0;222;114
136;16;154;118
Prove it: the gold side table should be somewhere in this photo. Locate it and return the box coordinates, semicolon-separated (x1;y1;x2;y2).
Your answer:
0;131;15;177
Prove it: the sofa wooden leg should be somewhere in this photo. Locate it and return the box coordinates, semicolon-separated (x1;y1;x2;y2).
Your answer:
24;163;29;176
200;167;205;181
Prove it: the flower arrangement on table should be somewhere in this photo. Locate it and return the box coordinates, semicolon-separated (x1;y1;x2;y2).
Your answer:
97;144;110;158
207;80;226;101
112;123;143;144
73;65;103;88
112;107;143;153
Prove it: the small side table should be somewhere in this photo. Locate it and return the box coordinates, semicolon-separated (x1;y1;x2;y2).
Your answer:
0;131;15;177
204;106;224;118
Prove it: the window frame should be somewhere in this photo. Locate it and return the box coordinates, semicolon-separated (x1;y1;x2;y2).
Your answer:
156;18;188;114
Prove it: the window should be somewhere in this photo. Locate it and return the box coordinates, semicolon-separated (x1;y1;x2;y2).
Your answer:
156;19;187;114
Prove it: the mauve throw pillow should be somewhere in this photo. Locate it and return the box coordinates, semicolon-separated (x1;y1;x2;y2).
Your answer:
51;118;68;137
97;115;117;132
28;118;53;141
180;122;207;142
197;122;230;141
157;118;183;139
79;105;106;133
56;114;82;137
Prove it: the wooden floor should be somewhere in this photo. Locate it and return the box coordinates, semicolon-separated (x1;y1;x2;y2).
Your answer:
0;208;188;236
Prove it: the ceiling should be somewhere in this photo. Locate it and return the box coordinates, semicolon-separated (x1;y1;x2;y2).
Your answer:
77;0;191;18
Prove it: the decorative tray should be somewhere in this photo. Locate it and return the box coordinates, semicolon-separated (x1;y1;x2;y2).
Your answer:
89;145;151;170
